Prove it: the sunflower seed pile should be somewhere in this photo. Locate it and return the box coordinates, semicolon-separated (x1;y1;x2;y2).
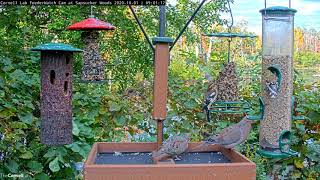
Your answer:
207;62;239;102
81;31;105;81
259;55;293;149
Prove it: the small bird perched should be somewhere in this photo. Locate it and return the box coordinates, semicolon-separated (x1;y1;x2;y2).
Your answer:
266;81;279;98
203;90;218;122
153;134;190;161
203;82;218;122
193;116;255;150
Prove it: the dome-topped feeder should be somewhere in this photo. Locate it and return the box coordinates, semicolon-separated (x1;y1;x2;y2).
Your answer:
67;16;115;82
258;5;300;158
31;43;82;145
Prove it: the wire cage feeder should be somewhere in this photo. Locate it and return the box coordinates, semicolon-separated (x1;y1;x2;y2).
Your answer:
203;0;257;117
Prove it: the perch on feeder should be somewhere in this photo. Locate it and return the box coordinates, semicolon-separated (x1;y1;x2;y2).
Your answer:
31;43;82;145
258;5;299;158
67;16;115;82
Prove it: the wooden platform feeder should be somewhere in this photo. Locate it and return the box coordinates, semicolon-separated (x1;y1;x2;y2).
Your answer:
67;16;115;82
84;142;256;180
31;43;82;145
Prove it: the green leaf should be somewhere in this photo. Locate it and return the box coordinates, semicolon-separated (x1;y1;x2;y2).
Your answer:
109;102;122;112
49;157;60;172
5;160;19;173
295;123;305;132
20;151;33;159
27;161;43;173
19;113;33;125
116;116;126;125
294;159;304;169
10;121;28;129
34;173;50;180
308;111;320;124
66;143;81;153
72;122;80;136
9;69;26;80
43;148;57;158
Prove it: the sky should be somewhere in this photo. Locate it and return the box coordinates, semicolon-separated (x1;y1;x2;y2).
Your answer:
168;0;320;35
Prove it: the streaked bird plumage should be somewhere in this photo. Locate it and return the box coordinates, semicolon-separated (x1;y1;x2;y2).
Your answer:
266;81;279;98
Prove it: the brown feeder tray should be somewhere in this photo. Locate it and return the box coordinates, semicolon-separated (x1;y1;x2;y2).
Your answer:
84;142;256;180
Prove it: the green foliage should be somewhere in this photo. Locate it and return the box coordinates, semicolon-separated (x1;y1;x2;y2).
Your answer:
0;2;319;180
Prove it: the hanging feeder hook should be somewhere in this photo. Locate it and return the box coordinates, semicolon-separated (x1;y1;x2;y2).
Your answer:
226;0;234;32
226;0;233;62
90;5;94;18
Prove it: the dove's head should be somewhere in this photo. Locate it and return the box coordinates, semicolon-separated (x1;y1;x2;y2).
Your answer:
181;133;191;141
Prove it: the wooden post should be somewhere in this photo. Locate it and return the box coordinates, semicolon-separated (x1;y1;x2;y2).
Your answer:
152;37;173;149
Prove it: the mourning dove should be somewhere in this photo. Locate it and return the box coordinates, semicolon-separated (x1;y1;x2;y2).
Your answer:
153;134;190;161
194;116;255;150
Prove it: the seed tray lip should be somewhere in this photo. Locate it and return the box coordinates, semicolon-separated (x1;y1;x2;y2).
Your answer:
94;151;231;165
85;142;255;166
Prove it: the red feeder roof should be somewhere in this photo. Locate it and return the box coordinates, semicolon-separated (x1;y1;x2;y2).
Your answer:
67;17;115;31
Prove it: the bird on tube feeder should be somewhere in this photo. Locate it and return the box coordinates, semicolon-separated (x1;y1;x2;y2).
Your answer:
67;16;115;82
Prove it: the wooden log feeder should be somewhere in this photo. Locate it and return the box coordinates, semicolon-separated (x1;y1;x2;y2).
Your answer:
31;43;82;145
67;16;115;82
258;6;299;158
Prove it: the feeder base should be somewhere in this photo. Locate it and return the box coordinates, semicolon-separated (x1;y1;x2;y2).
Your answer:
257;148;297;158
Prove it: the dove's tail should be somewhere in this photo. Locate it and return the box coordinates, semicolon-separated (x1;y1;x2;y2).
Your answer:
190;142;210;151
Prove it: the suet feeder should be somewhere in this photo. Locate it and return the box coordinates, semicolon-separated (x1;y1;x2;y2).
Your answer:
31;43;82;145
67;16;115;82
258;6;299;158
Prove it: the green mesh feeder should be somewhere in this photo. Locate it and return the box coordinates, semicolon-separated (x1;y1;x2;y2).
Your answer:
209;101;252;114
203;33;256;116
